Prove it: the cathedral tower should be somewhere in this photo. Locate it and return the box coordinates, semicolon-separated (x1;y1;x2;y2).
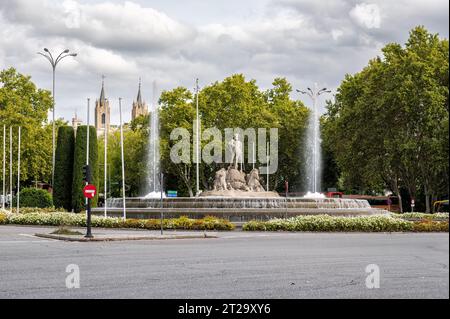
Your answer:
131;78;148;121
95;76;110;135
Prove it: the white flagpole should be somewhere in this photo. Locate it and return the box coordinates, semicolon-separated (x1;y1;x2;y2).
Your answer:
104;121;107;217
85;98;90;216
9;126;12;212
86;98;90;166
266;141;269;191
195;78;200;196
17;127;21;213
2;125;5;210
119;97;126;220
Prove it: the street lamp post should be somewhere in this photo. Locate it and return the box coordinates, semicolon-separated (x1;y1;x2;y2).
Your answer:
37;48;77;187
297;83;331;193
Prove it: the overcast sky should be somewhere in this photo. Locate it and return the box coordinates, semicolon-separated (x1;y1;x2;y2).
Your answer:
0;0;448;125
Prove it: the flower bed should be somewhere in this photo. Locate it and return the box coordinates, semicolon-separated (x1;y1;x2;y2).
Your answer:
242;214;448;232
1;211;234;231
391;212;449;220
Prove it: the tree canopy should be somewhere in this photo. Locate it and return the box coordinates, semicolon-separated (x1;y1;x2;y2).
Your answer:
322;26;449;212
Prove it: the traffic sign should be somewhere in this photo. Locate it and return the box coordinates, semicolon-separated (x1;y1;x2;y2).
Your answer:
83;184;97;199
411;199;415;207
167;190;178;198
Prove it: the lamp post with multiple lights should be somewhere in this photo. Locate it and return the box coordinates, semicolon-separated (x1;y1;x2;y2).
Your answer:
37;48;77;187
297;83;331;193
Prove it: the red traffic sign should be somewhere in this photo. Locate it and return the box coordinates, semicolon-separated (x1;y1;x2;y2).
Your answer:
83;184;97;199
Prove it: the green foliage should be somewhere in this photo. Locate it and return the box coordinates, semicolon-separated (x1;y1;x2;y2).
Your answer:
243;215;414;232
392;212;449;220
101;128;147;197
412;220;449;232
15;188;53;208
100;75;309;197
0;212;7;224
0;68;55;185
4;211;234;230
11;207;65;214
322;26;449;211
72;126;98;212
53;126;75;210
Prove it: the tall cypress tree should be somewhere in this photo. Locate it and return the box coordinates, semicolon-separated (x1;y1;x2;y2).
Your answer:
53;126;75;211
72;125;98;213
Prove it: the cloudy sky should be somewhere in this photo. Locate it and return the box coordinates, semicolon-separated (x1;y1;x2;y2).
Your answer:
0;0;448;125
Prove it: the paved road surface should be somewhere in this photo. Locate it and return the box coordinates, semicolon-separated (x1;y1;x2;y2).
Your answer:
0;226;448;298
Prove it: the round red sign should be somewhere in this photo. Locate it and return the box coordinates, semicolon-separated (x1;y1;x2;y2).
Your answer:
83;184;97;199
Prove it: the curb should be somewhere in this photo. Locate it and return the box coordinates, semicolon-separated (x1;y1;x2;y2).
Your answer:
34;233;218;242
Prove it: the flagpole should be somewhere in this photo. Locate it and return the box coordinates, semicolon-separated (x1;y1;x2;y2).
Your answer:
266;141;269;191
17;127;21;213
2;125;5;210
119;97;126;220
104;120;108;217
195;78;200;196
9;126;12;212
85;98;90;216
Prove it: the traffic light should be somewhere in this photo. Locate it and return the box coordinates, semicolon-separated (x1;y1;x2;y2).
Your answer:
82;164;91;183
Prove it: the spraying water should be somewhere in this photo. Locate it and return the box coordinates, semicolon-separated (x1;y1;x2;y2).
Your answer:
144;81;165;198
301;83;330;198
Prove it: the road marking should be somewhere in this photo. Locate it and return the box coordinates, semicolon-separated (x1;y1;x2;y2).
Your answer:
0;240;55;244
19;233;39;238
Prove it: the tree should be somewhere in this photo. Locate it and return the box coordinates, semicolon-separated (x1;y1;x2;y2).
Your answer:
101;75;310;197
72;126;98;213
322;26;449;212
53;126;75;211
0;68;53;187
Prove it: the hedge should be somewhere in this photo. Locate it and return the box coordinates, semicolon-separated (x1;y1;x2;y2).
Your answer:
0;212;6;224
53;126;75;211
2;212;235;231
412;220;449;232
72;126;98;213
13;188;53;208
243;215;414;232
242;215;449;232
392;212;449;220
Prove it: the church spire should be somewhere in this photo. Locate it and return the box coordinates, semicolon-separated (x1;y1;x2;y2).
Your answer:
136;77;142;104
99;75;106;101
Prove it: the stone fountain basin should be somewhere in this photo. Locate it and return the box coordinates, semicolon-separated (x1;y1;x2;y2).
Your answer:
93;197;389;222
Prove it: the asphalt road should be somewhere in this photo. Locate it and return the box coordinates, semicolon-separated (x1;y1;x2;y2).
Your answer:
0;225;448;299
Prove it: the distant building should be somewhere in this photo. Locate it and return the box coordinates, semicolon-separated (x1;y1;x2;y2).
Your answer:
71;112;82;132
131;78;148;121
95;76;111;136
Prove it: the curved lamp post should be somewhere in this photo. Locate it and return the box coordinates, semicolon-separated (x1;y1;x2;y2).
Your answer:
37;48;77;187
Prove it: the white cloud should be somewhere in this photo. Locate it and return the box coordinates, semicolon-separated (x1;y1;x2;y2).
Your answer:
349;3;381;29
0;0;448;123
332;29;344;41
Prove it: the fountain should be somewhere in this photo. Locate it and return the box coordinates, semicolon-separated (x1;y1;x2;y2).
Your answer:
144;81;165;199
93;82;387;221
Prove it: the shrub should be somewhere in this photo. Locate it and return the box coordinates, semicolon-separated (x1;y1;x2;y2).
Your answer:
10;207;66;214
412;220;449;232
392;212;449;220
14;188;53;208
0;212;7;224
242;215;414;232
4;212;235;231
53;126;75;211
72;126;98;213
